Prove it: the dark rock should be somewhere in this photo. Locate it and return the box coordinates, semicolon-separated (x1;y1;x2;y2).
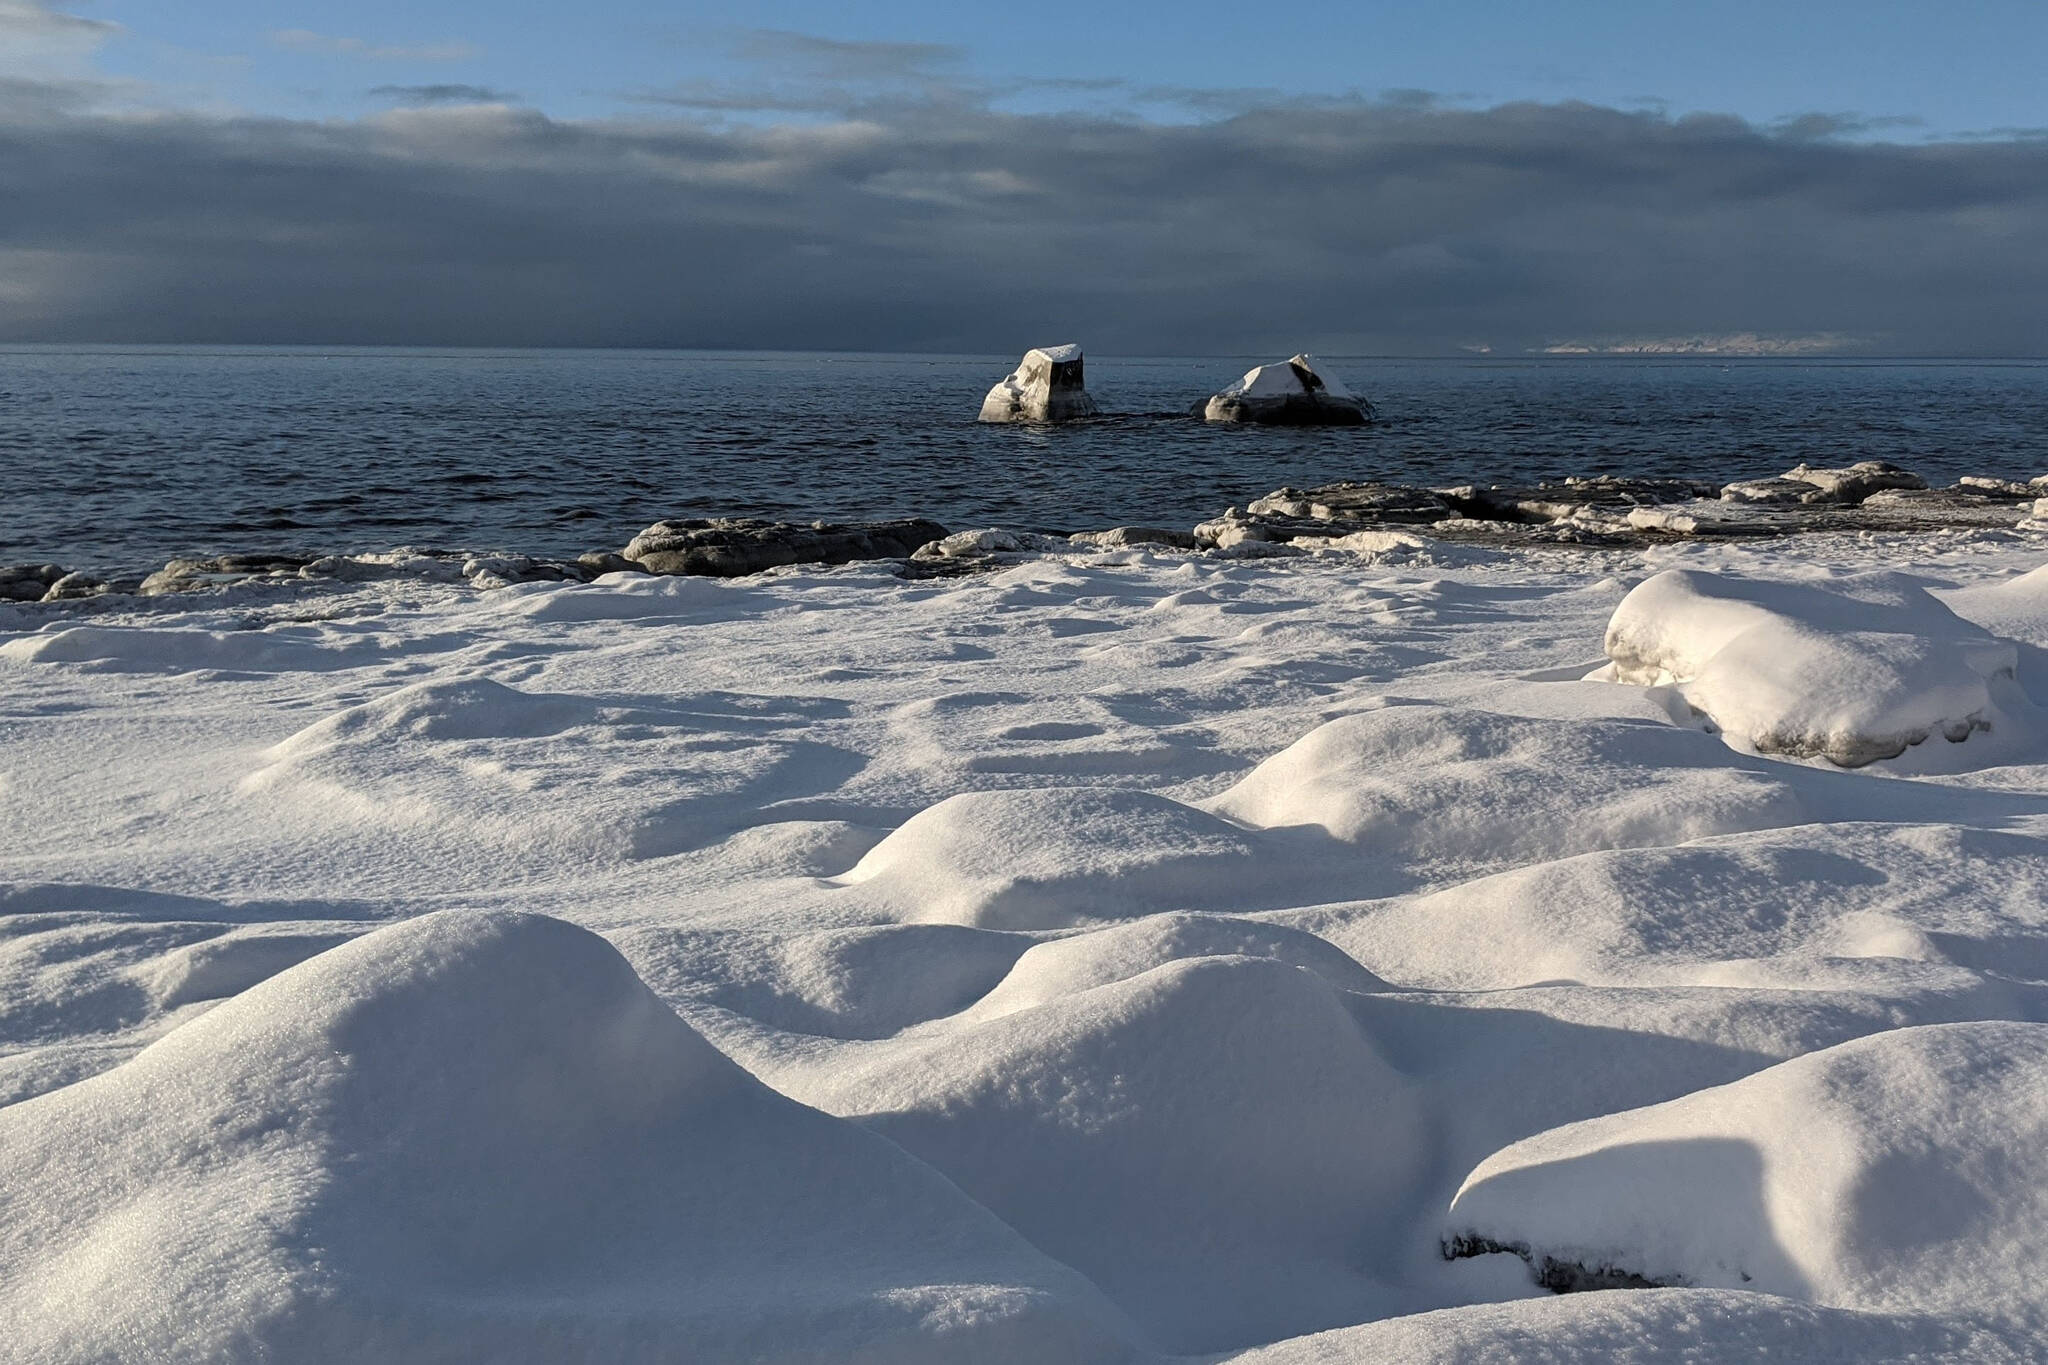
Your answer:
624;518;949;578
1;564;67;602
576;551;645;577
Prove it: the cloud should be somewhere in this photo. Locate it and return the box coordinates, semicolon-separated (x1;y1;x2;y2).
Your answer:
730;29;962;81
0;89;2042;354
0;1;117;80
271;30;479;62
370;84;515;106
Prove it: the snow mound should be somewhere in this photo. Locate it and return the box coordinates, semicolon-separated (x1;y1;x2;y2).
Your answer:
1446;1021;2048;1322
266;677;601;756
0;910;1135;1362
959;912;1387;1022
1203;354;1371;425
832;953;1427;1352
978;344;1098;422
838;786;1262;928
1599;569;2025;767
1208;705;1815;879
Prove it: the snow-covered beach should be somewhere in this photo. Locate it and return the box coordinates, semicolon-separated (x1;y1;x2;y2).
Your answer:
7;519;2048;1360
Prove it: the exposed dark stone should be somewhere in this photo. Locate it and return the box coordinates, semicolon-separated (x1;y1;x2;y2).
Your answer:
623;517;949;577
1442;1233;1683;1294
576;551;645;576
0;564;67;601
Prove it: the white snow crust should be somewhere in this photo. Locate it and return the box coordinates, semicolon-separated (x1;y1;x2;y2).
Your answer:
10;527;2048;1361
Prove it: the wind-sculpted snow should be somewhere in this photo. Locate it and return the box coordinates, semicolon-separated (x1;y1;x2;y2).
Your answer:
10;532;2048;1360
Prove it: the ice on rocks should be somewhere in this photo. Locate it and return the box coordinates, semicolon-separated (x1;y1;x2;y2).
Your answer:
1722;461;1927;506
1598;569;2027;766
1202;354;1372;425
977;343;1099;423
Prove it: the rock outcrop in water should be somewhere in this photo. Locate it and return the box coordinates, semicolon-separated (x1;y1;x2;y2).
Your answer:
1202;355;1371;426
624;518;949;577
1189;464;2043;553
979;345;1098;423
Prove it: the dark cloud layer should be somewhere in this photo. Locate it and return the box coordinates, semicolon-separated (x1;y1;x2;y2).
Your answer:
369;84;517;106
1;86;2043;353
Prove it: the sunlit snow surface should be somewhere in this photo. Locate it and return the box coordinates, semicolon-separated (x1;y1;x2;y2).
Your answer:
7;530;2048;1361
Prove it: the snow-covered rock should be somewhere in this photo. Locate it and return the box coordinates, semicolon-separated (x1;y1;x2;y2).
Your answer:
977;344;1098;423
1202;354;1372;426
1598;569;2025;767
1446;1021;2048;1322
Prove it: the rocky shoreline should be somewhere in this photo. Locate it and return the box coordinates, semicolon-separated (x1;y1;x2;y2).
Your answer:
7;460;2048;608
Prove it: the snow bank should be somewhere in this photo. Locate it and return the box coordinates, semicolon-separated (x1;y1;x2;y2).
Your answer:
1203;354;1371;425
1599;569;2026;766
978;344;1099;422
0;911;1136;1362
1446;1022;2048;1322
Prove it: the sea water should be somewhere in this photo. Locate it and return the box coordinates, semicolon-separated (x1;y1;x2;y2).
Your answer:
3;346;2044;572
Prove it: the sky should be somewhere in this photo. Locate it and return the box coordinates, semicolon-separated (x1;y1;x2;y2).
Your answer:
3;0;2045;353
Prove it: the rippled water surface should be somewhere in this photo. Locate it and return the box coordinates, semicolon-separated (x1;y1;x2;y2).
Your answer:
4;347;2045;571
